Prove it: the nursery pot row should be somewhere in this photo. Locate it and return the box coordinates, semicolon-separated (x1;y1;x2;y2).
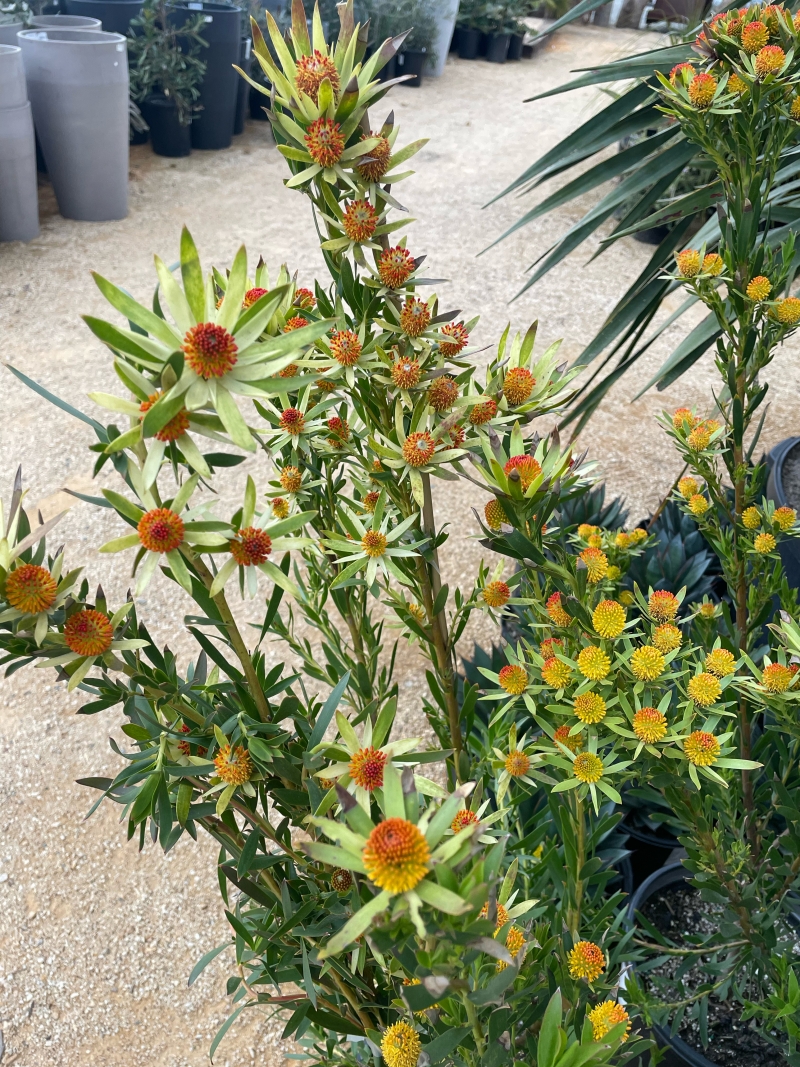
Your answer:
0;44;39;242
64;0;144;35
456;27;525;63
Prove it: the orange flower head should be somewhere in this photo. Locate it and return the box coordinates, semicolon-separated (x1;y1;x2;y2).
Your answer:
280;465;302;493
451;808;479;833
138;508;184;554
271;497;290;520
469;398;498;425
742;19;769;52
728;73;748;94
573;752;604;783
742;506;761;529
568;940;605;982
762;662;794;692
214;743;253;785
684;730;721;766
505;750;531;776
349;745;387;791
279;408;306;435
428;375;458;412
542;656;572;689
688;494;710;517
573;692;607;724
777;297;800;324
358;131;392;182
177;722;191;756
774;506;797;530
278;364;299;379
678;476;699;499
243;286;269;308
504;454;542;491
554;724;583;753
439;321;469;356
304;117;345;167
480;901;510;928
579;547;609;583
631;645;665;681
391;357;421;389
688;672;722;707
592;599;626;639
64;609;113;657
498;664;528;695
589;1001;630;1042
378;246;415;289
578;645;611;681
676;249;701;277
669;61;694;84
705;648;736;677
363;491;380;513
653;623;682;653
326;416;351;447
503;367;535;406
182;322;238;379
673;406;698;430
294;288;316;309
688;72;717;107
747;275;772;301
496;924;525;970
402;431;436;467
363;818;430;893
649;589;679;621
230;527;272;566
139;393;189;442
546;591;572;626
755;43;785;75
401;296;431;338
342;198;378;242
283;316;308;333
295;49;340;103
329;329;361;367
5;564;57;615
633;706;668;743
687;424;712;450
483;580;511;608
762;5;781;32
755;532;777;553
448;424;466;448
540;637;564;658
331;867;353;893
703;253;724;275
362;530;387;558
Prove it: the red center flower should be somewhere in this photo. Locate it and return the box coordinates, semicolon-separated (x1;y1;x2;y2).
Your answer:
64;609;113;657
349;745;387;790
230;527;272;566
182;322;238;379
304;117;345;168
138;508;185;554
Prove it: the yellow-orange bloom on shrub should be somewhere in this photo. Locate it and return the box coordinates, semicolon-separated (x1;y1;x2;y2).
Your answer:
705;648;736;677
774;506;797;530
755;44;785;76
363;818;430;893
676;249;701;277
573;692;607;724
742;506;761;529
593;600;626;638
762;662;794;693
747;275;772;301
573;752;604;783
703;253;724;275
684;730;721;766
498;664;528;695
688;672;721;706
214;744;254;785
633;706;668;743
546;591;572;626
631;645;665;681
578;645;611;680
568;940;605;982
589;1001;631;1042
688;494;710;517
653;623;682;653
580;547;608;583
649;590;679;621
755;532;777;553
381;1022;421;1067
688;72;717;108
483;580;511;608
542;656;572;689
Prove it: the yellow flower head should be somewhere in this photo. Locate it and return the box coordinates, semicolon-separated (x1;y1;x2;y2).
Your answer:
615;531;631;549
503;367;536;406
606;565;621;581
676;250;701;277
762;662;794;693
578;645;612;681
451;808;480;833
5;563;57;615
792;94;800;120
728;73;748;94
755;532;777;553
483;580;511;609
742;506;761;529
703;253;724;275
484;499;506;530
653;623;682;653
381;1022;421;1067
688;672;722;707
580;547;609;583
688;494;710;517
214;744;254;786
688;72;717;108
630;645;666;681
542;656;572;689
499;664;528;695
547;591;572;626
573;692;607;724
678;476;699;499
741;19;769;52
505;750;531;777
630;527;648;544
754;44;785;77
573;752;604;784
363;818;430;893
592;600;626;639
699;602;717;619
480;901;510;928
568;940;605;982
588;1001;631;1042
687;424;712;451
684;730;721;766
633;706;668;743
649;590;679;621
747;275;772;301
554;724;583;753
774;506;797;531
673;407;697;430
705;648;736;677
578;523;599;540
776;297;800;324
496;925;526;970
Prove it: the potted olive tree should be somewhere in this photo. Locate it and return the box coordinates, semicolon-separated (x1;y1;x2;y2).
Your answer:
128;0;206;157
368;0;438;85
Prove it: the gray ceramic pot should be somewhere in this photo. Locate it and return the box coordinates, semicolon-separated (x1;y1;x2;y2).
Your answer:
18;28;129;221
29;14;103;28
0;45;39;242
0;20;25;46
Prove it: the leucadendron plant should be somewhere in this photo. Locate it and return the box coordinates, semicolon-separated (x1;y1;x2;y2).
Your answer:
0;3;639;1065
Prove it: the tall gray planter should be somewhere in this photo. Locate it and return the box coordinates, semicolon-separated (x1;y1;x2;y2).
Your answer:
30;14;103;28
427;0;459;77
0;21;25;45
0;45;39;241
18;28;129;221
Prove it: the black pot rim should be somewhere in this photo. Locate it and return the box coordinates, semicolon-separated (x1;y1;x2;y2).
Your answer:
768;436;800;507
622;812;681;849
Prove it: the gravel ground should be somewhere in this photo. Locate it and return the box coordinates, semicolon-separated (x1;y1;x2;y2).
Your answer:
2;21;800;1067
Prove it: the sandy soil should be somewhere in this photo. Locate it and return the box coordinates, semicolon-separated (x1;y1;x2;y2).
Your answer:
1;21;799;1067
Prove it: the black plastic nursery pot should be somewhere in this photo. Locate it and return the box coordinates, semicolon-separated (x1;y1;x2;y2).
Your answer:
169;0;241;150
507;32;524;60
449;26;460;51
249;84;269;119
397;48;425;87
457;27;480;59
485;32;510;63
130;124;148;144
377;53;397;81
621;814;680;891
64;0;144;34
233;35;251;134
767;437;800;590
141;94;191;157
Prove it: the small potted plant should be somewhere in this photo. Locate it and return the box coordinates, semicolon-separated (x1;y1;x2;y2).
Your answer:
128;0;207;157
367;0;438;86
455;0;484;58
480;0;516;63
0;0;30;45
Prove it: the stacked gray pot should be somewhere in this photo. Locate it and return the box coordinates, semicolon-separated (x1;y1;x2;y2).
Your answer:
18;27;129;221
0;44;39;242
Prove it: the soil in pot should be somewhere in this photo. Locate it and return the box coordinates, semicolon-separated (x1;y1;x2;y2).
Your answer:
636;876;787;1067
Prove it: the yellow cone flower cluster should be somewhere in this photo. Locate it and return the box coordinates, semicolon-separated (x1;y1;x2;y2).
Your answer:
568;940;605;982
578;646;611;680
592;599;626;638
